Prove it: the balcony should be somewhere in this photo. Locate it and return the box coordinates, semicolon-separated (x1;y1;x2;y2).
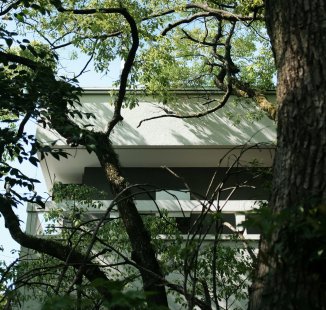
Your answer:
26;199;261;241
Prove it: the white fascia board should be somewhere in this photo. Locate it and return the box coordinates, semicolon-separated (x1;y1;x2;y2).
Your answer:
27;200;262;240
32;199;260;213
38;145;275;191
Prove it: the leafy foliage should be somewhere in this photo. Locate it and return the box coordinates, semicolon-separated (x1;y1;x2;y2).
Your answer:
0;1;273;309
4;0;275;109
14;183;254;309
245;200;326;266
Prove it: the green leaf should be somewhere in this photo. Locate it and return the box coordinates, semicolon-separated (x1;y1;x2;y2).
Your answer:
27;44;38;57
5;38;13;48
29;156;39;167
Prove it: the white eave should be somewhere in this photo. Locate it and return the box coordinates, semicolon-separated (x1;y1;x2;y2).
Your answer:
39;145;275;190
37;89;276;190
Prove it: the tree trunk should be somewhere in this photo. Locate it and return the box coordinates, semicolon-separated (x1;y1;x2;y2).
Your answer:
94;133;168;308
49;108;168;306
249;1;326;309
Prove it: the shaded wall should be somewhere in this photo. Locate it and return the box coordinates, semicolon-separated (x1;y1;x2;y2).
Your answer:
82;167;271;201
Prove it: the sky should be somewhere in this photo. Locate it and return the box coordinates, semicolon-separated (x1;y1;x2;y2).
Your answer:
0;53;120;265
0;120;45;264
0;120;45;263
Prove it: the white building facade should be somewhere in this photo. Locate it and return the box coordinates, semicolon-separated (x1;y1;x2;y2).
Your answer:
22;89;276;309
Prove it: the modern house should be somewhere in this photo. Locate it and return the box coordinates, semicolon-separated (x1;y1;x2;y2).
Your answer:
22;89;276;309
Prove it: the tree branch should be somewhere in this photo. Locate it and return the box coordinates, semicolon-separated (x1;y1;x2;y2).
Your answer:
16;111;33;139
185;3;263;21
57;6;139;135
162;12;214;36
232;79;277;121
222;221;257;261
106;10;139;135
143;2;262;24
0;51;40;70
0;196;119;306
137;86;231;127
0;0;22;16
52;32;122;50
181;28;224;47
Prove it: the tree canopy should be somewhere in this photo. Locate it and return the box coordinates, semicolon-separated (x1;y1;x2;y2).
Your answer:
1;0;325;309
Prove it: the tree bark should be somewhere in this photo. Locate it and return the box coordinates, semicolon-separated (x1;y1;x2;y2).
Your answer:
94;133;168;307
249;1;326;309
48;122;168;306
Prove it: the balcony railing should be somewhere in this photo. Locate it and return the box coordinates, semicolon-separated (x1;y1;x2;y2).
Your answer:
26;199;261;240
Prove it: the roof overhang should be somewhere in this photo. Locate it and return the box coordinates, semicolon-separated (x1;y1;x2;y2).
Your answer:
39;145;275;190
